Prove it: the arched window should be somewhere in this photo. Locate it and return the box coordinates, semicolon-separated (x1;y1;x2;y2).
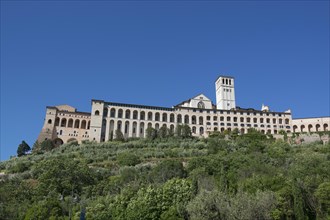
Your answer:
162;113;167;122
95;110;100;116
109;120;115;138
155;113;160;121
300;125;305;132
81;120;87;129
118;109;123;118
308;124;313;132
192;126;196;134
170;114;175;122
140;122;145;137
60;118;67;127
316;124;320;132
74;119;80;128
293;125;298;133
199;116;204;125
68;119;73;128
227;116;231;121
87;121;90;129
140;111;145;120
192;116;196;124
148;112;153;121
103;108;108;117
125;110;131;119
197;101;205;109
177;114;182;123
110;108;116;118
199;127;204;135
48;119;52;124
125;121;129;134
132;122;137;136
184;115;189;124
133;110;138;119
324;124;328;131
117;120;122;131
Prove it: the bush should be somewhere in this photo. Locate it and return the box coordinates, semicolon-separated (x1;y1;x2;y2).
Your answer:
150;160;186;183
8;161;31;173
117;153;141;166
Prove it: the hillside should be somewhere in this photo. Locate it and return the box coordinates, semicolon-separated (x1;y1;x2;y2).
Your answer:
0;131;329;220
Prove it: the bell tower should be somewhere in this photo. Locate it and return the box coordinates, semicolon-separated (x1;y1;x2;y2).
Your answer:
215;75;236;110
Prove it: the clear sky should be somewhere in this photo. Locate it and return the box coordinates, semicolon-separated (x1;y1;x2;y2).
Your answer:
1;1;329;161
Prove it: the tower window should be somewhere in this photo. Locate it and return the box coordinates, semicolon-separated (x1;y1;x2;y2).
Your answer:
48;119;52;124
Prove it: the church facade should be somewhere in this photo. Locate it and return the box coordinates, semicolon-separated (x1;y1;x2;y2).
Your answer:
37;76;329;145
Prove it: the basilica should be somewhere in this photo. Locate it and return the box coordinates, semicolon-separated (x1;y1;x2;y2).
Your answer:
37;76;329;145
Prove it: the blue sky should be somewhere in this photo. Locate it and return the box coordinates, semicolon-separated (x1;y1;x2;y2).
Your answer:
1;1;329;160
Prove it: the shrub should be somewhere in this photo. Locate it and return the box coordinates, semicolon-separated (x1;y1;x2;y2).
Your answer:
117;153;141;166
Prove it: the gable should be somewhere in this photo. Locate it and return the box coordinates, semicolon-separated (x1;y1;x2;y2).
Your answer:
191;94;211;101
176;94;213;109
56;105;76;112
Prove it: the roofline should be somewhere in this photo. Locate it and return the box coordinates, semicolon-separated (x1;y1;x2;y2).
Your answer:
215;75;235;82
105;101;175;111
293;116;330;120
92;99;104;102
46;106;57;109
177;106;291;115
57;110;91;115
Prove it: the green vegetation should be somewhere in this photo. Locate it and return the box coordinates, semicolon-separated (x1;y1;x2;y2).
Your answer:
16;141;30;157
1;129;329;219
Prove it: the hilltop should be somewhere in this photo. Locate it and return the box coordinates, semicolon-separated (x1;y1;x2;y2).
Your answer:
0;130;329;220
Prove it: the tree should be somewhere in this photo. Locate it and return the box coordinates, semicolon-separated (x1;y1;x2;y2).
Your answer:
181;124;192;138
175;124;192;138
146;127;157;140
17;141;31;157
315;182;330;217
40;139;56;152
115;129;125;142
33;157;94;197
32;140;41;154
159;126;169;139
175;124;182;137
150;160;186;183
117;153;141;166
